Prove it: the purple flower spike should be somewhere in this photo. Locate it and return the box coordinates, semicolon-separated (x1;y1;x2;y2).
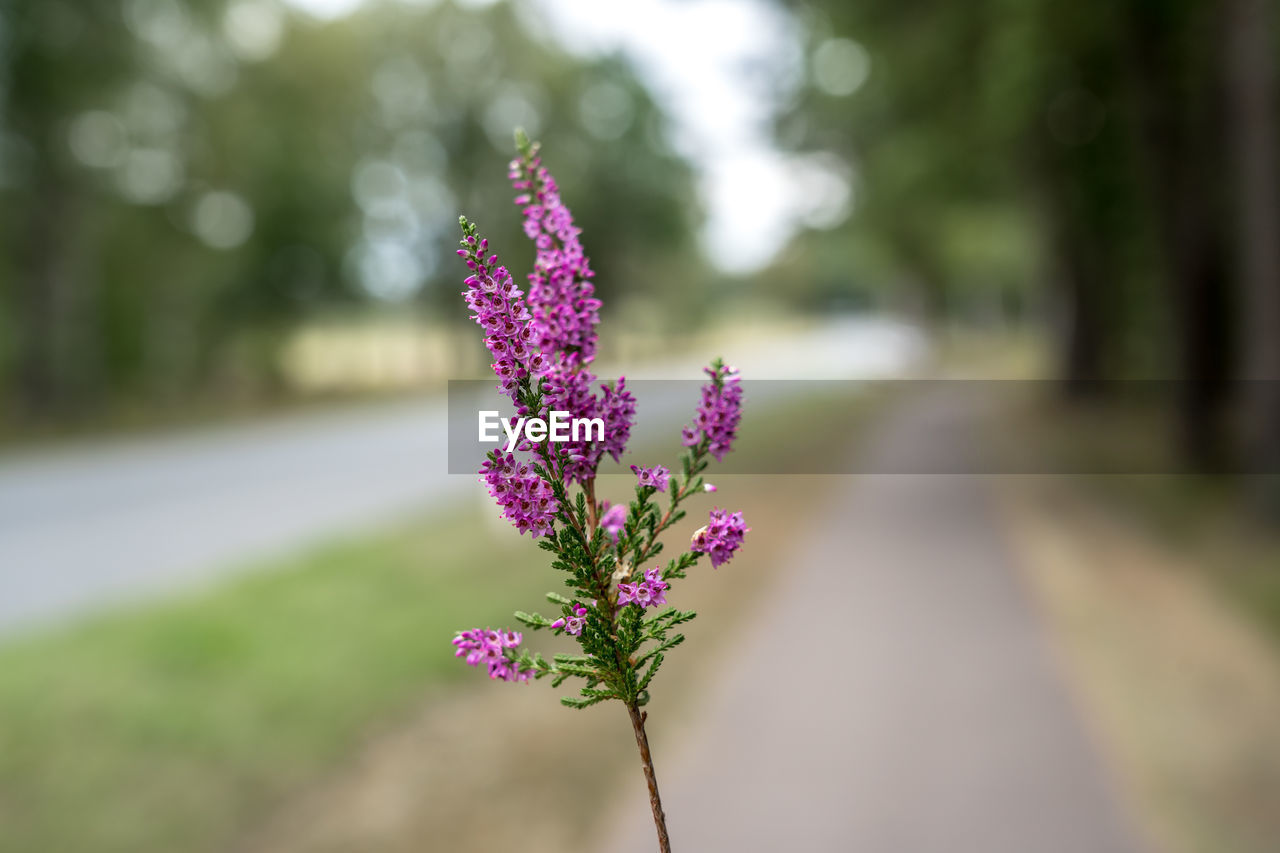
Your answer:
481;452;559;538
684;362;743;461
510;144;600;366
690;508;748;568
458;221;541;403
538;369;636;487
453;627;536;682
600;377;637;462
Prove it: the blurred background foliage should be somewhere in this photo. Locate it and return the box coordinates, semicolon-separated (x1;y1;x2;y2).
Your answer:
2;0;1278;506
764;0;1280;507
0;0;705;418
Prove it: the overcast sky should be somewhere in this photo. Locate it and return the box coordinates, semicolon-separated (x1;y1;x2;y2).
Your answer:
281;0;848;274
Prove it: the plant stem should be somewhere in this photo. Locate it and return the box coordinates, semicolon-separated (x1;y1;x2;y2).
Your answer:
626;701;672;853
585;476;599;535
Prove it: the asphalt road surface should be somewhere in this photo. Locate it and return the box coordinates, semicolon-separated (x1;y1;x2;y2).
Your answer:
0;398;457;637
0;317;924;637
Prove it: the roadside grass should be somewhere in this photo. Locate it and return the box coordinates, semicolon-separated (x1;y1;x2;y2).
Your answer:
931;326;1049;379
0;384;879;853
0;511;552;853
1003;391;1280;647
994;389;1280;853
1003;481;1280;853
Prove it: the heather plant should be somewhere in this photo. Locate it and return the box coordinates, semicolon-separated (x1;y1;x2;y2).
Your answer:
451;131;748;852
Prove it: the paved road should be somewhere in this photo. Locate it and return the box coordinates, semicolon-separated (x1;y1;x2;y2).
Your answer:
0;398;458;636
0;317;925;637
606;386;1149;853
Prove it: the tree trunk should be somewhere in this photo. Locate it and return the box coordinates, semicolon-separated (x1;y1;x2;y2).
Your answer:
1124;1;1234;472
1226;0;1280;514
16;174;97;420
17;178;71;417
1171;229;1232;471
1043;194;1108;399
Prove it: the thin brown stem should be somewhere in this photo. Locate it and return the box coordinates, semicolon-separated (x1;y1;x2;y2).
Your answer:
626;702;672;853
584;476;599;536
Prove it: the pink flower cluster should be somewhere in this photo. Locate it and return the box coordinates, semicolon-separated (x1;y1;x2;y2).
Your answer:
599;378;638;461
682;363;743;462
452;628;536;682
691;509;748;568
507;148;636;484
617;567;669;609
599;502;627;543
458;232;546;402
550;603;590;636
481;452;559;537
510;148;601;366
540;367;637;484
631;464;670;492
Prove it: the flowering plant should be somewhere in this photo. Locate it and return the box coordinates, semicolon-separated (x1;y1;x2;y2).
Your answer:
452;131;747;853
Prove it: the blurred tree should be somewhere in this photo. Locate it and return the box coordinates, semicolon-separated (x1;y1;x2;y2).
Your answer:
0;0;705;421
1121;0;1234;466
771;0;1280;494
769;2;1039;326
2;1;140;412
